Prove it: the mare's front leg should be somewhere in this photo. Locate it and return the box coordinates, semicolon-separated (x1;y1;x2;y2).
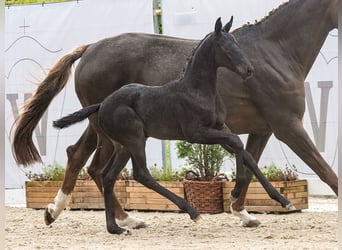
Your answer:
45;126;96;225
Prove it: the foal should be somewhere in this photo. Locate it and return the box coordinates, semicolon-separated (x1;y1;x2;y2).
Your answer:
54;17;293;234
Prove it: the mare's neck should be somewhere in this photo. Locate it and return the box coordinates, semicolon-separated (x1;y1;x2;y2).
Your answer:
240;0;337;76
181;37;218;96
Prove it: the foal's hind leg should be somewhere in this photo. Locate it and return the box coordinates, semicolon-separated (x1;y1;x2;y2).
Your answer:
88;135;146;229
45;126;96;225
101;150;133;234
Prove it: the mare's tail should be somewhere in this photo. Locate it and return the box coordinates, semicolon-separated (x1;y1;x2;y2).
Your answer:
11;44;90;166
53;104;100;129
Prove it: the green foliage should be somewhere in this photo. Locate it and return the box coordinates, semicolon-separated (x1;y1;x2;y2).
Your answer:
27;162;66;181
176;141;231;181
230;163;298;182
5;0;72;5
42;162;66;181
148;164;185;181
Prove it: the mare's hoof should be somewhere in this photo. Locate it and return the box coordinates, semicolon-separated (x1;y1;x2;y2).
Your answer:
44;207;55;225
117;216;147;229
286;203;297;211
193;216;203;224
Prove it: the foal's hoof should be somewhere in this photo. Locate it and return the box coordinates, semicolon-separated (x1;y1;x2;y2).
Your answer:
241;218;261;227
192;215;203;224
44;207;55;225
286;203;297;211
107;226;132;235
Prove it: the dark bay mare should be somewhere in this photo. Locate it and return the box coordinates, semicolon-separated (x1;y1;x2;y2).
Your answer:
12;0;338;228
52;18;294;234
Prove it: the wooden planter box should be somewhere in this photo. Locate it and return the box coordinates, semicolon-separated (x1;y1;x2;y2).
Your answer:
25;180;126;210
223;180;308;213
124;180;184;211
25;180;184;211
26;179;308;213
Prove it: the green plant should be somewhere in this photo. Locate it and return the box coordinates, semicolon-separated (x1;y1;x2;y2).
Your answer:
148;164;185;181
118;167;133;180
176;141;232;181
78;167;90;180
5;0;72;5
26;162;66;181
42;162;66;181
230;163;298;182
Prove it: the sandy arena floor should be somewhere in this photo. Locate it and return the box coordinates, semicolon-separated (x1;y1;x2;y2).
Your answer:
5;197;338;250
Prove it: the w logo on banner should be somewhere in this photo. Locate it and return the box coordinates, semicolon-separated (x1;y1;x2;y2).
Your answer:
304;81;333;152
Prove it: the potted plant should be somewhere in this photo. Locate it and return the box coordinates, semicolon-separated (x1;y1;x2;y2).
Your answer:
223;163;308;213
176;141;232;214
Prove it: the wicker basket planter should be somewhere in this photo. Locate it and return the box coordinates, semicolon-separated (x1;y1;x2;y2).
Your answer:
223;180;308;213
183;180;224;214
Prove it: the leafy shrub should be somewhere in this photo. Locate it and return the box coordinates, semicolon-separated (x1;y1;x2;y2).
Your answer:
26;162;66;181
176;141;232;181
230;163;298;182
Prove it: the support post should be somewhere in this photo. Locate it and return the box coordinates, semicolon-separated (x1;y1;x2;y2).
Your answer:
0;0;5;247
338;0;342;247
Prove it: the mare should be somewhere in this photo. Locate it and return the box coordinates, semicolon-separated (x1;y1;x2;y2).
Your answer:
12;0;338;228
52;18;294;234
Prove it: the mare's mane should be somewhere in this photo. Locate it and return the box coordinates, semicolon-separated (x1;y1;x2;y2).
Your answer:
235;0;290;31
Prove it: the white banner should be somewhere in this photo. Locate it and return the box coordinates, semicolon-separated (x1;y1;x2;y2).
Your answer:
162;0;338;194
5;0;154;188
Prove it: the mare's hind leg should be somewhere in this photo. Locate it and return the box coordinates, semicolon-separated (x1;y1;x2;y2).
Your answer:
45;125;96;225
273;119;337;194
229;133;271;227
88;135;146;229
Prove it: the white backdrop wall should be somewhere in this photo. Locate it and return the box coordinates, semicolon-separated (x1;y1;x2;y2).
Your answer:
5;0;156;188
5;1;338;195
162;0;338;195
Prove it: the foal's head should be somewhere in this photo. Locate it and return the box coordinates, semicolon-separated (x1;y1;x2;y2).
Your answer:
213;17;253;80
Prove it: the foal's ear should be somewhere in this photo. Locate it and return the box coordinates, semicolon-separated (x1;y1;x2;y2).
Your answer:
215;17;222;34
223;16;233;33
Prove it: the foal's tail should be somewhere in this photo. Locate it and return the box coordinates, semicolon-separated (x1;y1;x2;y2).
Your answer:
53;104;100;129
12;44;90;166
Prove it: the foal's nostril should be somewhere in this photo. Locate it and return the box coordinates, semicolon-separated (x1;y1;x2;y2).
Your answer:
246;66;254;78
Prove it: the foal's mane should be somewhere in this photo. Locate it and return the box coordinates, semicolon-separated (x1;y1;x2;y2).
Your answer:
179;32;214;79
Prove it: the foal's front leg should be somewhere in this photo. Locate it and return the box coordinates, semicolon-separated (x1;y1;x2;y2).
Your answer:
129;144;201;222
187;125;293;208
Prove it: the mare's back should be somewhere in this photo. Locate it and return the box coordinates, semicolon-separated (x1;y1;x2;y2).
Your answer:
75;33;198;105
